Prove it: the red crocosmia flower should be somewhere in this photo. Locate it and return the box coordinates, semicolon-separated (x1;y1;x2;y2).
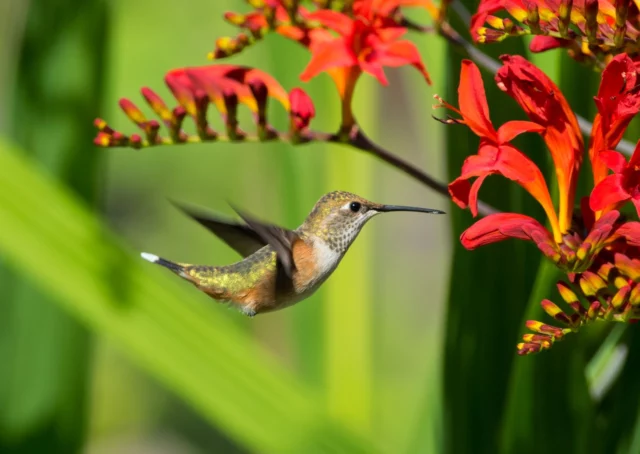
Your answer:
300;6;431;87
590;141;640;217
495;55;583;234
293;4;430;130
589;54;640;185
437;60;559;239
438;58;640;274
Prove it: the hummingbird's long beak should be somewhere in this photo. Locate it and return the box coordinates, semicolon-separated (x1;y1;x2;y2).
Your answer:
377;205;446;214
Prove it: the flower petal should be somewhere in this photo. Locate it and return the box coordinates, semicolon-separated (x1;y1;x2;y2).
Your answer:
630;140;640;169
459;141;558;232
614;222;640;246
458;60;496;139
590;54;640;184
165;69;198;115
589;174;630;212
529;36;570;53
300;38;356;82
497;120;545;143
468;174;489;217
307;10;353;35
599;150;628;174
460;213;556;252
374;40;431;84
448;177;472;210
496;54;582;233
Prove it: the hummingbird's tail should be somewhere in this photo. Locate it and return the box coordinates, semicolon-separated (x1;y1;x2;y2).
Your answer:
141;252;191;280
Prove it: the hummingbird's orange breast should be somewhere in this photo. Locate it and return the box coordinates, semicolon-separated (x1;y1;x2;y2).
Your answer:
184;238;337;315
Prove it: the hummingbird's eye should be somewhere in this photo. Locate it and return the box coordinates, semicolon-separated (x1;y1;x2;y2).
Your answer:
349;202;361;212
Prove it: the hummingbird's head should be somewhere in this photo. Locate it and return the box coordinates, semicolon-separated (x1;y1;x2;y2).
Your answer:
301;191;445;253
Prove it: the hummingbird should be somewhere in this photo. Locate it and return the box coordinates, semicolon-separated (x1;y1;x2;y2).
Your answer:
141;191;444;316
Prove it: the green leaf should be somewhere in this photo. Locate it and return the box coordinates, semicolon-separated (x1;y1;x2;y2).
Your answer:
499;260;594;454
0;1;107;452
0;138;375;454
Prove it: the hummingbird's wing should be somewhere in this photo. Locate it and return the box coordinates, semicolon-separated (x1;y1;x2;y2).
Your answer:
172;202;267;258
231;206;300;279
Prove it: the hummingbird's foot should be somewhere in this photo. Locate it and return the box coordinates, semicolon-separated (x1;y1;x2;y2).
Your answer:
241;306;257;317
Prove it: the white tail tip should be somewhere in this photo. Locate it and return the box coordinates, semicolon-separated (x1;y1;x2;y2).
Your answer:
141;252;159;263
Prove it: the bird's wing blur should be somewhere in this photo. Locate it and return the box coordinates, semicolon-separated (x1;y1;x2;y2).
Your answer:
172;202;267;257
232;205;300;279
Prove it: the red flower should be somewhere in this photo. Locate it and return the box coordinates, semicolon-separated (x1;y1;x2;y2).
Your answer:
590;141;640;217
440;55;640;354
495;55;583;234
589;54;640;185
437;60;559;240
300;6;431;86
439;57;640;274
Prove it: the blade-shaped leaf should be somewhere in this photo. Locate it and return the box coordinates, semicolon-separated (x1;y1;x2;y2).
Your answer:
0;0;107;452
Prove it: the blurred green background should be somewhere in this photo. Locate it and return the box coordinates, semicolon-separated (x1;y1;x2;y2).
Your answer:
4;1;640;453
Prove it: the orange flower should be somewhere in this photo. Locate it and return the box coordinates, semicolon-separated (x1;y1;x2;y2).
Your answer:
495;55;583;234
437;60;559;239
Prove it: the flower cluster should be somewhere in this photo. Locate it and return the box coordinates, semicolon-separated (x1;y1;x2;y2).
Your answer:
95;65;314;148
437;54;640;354
95;0;434;148
470;0;640;66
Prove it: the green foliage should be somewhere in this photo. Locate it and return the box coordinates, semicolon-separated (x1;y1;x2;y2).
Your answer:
0;1;107;452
